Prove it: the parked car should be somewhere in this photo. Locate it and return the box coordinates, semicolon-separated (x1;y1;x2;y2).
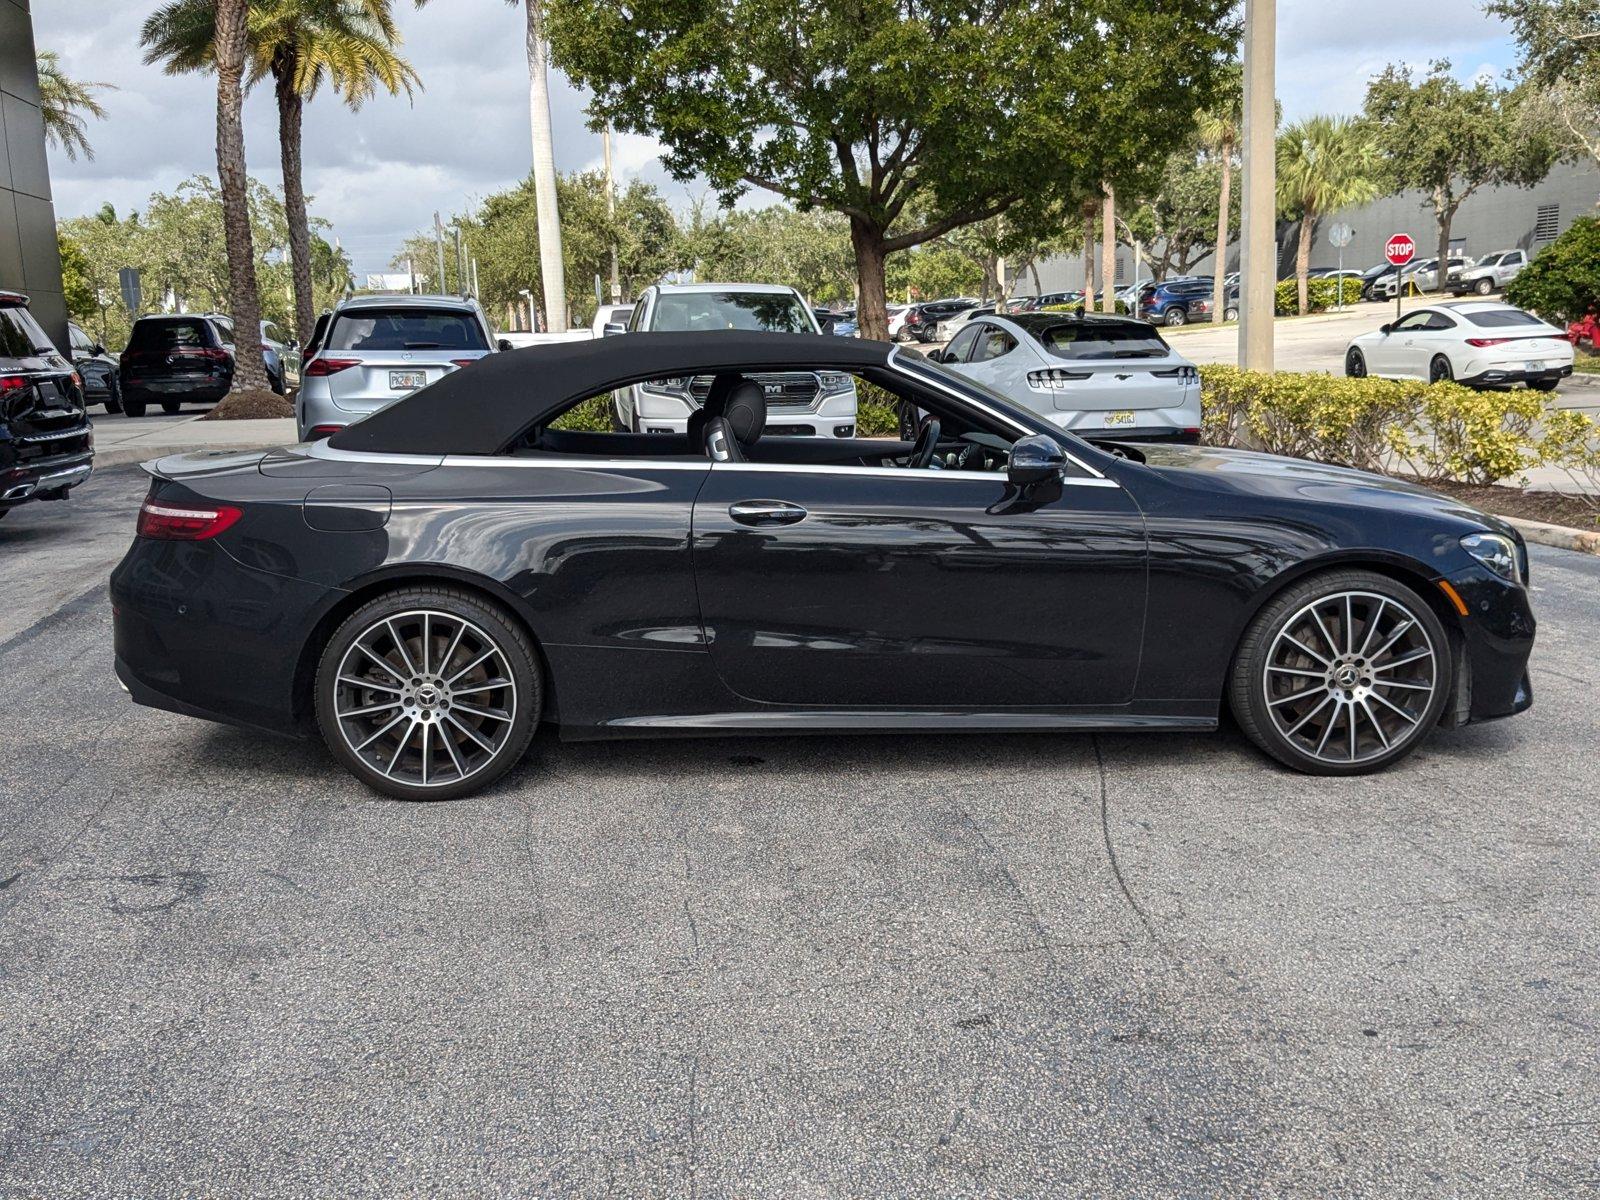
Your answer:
611;282;857;438
0;290;92;520
295;295;496;441
67;321;121;412
827;309;860;337
1138;277;1215;326
1372;256;1475;300
898;298;979;342
1344;301;1574;390
886;304;911;340
1448;249;1529;297
113;330;1536;799
1358;261;1400;301
934;304;995;342
119;314;235;417
593;302;634;336
930;312;1201;443
202;313;289;394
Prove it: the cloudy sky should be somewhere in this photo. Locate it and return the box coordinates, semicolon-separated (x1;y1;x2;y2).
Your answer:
34;0;1516;277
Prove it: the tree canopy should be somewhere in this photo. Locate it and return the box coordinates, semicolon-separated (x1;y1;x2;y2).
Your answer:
1486;0;1600;172
544;0;1237;337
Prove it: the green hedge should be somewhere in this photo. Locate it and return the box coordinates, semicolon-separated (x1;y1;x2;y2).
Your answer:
1273;276;1363;316
1199;365;1549;486
1504;216;1600;325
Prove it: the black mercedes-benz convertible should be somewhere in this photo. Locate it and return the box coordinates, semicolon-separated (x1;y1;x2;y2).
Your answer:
111;331;1535;800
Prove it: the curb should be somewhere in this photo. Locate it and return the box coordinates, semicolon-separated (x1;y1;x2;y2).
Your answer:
1502;515;1600;557
93;441;285;470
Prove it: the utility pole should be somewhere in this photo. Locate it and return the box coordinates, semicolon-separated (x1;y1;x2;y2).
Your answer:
1100;183;1116;313
406;257;415;295
454;226;466;297
603;125;621;303
471;258;480;300
433;212;447;298
1238;0;1276;371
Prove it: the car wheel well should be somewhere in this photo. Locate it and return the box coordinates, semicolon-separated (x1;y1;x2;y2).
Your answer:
1231;557;1469;725
291;572;557;731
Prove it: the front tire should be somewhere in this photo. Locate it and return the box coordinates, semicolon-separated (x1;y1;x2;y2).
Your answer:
315;587;542;801
1229;570;1451;776
1429;355;1454;385
161;400;182;414
1474;278;1493;296
123;395;147;417
1224;306;1239;322
1345;347;1367;378
104;375;123;414
1164;307;1188;327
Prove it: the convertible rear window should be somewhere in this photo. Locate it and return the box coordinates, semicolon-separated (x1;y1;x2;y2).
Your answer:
1463;308;1543;328
328;308;488;351
1036;322;1169;360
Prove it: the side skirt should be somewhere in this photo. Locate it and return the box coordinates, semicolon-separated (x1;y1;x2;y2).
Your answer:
561;710;1218;741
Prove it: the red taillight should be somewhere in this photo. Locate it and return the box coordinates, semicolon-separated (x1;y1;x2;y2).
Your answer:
303;356;360;377
450;357;477;369
0;375;26;393
307;424;345;439
1466;337;1510;347
137;499;243;540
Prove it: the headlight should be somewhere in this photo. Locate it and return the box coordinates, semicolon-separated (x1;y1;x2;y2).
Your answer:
817;371;855;397
1461;531;1523;583
640;376;692;398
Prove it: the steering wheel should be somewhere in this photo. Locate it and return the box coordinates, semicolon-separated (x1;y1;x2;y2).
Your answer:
909;417;941;469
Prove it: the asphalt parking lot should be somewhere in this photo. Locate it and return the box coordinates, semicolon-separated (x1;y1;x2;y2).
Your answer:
2;467;1598;1196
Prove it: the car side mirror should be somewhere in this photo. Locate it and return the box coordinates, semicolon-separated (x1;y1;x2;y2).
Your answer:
1379;323;1392;335
497;338;514;352
91;343;106;356
603;323;627;337
1007;434;1067;487
927;348;948;363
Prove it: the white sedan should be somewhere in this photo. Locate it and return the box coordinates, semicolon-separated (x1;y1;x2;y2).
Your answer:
1344;302;1574;392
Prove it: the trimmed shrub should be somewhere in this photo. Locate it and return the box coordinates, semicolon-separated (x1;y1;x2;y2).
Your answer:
550;394;614;432
1535;408;1600;520
1504;216;1600;325
1273;276;1363;316
1198;365;1545;485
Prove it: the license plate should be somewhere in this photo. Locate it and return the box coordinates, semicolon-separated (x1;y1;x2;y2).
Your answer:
1525;360;1545;372
1103;410;1136;427
389;370;426;390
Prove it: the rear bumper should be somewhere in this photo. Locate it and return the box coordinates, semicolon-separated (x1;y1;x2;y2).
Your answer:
1;441;94;508
1458;364;1573;388
124;377;230;403
1084;427;1202;446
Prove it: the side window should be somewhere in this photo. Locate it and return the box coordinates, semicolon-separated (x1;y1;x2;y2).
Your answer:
970;328;1017;363
1428;313;1457;331
944;324;982;363
1507;252;1524;265
1393;312;1432;333
628;292;649;332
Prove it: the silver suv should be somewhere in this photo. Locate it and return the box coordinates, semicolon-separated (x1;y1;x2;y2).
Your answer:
612;282;859;438
296;295;498;441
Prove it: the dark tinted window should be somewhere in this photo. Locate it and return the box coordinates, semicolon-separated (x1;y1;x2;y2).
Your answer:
970;326;1017;362
1464;308;1543;328
650;292;813;333
328;308;488;351
0;304;55;358
1018;317;1170;360
945;324;982;363
129;318;216;350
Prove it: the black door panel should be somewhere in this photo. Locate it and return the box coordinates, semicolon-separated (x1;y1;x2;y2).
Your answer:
691;466;1148;708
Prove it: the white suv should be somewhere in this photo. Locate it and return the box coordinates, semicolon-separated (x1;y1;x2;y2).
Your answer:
613;282;859;438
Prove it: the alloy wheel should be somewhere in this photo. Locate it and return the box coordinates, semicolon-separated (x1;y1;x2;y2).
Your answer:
331;609;517;789
1262;591;1437;766
1430;356;1453;384
1345;348;1366;378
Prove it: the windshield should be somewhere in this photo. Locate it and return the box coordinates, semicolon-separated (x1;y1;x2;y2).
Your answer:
1028;319;1169;360
0;305;54;358
328;308;488;351
1477;253;1504;267
1464;308;1544;328
651;291;816;333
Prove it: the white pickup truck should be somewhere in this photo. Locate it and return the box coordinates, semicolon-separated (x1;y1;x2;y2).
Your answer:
1448;249;1530;297
497;302;635;350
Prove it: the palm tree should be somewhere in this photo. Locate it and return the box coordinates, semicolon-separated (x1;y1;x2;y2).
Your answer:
35;51;114;162
1196;76;1241;324
1276;115;1379;316
516;0;567;331
143;1;418;347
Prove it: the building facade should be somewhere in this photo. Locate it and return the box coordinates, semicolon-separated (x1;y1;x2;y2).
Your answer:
1;0;67;350
1020;159;1600;298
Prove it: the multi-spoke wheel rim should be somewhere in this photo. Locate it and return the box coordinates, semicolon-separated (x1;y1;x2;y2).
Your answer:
1263;591;1437;765
332;609;517;789
1346;349;1365;377
1430;358;1452;383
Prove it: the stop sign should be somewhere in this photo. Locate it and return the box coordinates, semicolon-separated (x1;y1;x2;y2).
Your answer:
1385;234;1417;266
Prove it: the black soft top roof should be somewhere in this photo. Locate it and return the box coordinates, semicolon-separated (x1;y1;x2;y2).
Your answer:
327;330;895;456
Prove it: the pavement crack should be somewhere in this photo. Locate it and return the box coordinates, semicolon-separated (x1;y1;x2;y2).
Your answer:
952;801;1058;972
1092;734;1165;952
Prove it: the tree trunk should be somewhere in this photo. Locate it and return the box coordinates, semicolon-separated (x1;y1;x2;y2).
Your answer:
1212;138;1232;323
1100;184;1116;312
1081;220;1094;310
850;216;890;341
525;1;568;332
1029;261;1042;295
274;59;316;348
1436;213;1453;294
1296;213;1313;315
214;0;268;392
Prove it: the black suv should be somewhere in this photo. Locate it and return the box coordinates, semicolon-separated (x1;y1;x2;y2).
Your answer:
0;291;93;520
899;298;978;343
68;321;121;412
119;314;234;417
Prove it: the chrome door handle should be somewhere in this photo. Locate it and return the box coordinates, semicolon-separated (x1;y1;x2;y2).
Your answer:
728;499;807;526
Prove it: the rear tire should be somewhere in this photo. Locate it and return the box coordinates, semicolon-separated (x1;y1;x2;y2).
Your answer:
104;376;123;414
1224;306;1239;322
1229;569;1452;776
123;396;147;417
1164;307;1188;327
1429;355;1454;385
1529;378;1560;393
315;586;542;801
161;400;182;414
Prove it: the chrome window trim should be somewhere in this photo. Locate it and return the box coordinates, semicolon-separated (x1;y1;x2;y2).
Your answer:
886;345;1108;480
709;461;1121;487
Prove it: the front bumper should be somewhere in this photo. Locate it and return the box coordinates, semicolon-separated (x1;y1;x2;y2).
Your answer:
1443;564;1536;725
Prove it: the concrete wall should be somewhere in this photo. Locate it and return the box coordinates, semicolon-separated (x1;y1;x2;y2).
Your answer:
0;0;67;351
1018;159;1600;297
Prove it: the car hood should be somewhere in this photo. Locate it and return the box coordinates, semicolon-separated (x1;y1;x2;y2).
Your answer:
1119;441;1516;535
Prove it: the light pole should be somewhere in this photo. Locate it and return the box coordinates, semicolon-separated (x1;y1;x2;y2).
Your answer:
1238;0;1276;371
